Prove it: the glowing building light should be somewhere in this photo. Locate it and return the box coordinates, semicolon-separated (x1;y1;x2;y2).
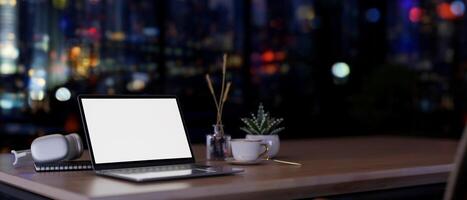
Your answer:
52;0;67;9
29;91;45;101
331;62;350;78
365;8;381;23
230;55;243;67
31;77;46;87
0;1;18;74
0;63;15;74
409;7;423;23
34;35;50;51
126;80;146;92
451;1;465;17
70;46;81;60
0;99;13;109
0;43;19;59
28;68;47;101
263;64;279;75
262;51;275;62
27;69;35;77
28;68;46;77
143;27;159;37
110;32;126;41
438;3;456;20
55;87;71;101
88;27;97;35
7;33;15;41
296;6;315;20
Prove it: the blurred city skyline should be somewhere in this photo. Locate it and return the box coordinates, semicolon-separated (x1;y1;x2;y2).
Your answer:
0;0;466;151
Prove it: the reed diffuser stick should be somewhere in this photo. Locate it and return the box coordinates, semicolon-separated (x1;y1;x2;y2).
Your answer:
217;54;228;125
219;81;231;126
206;74;222;127
205;54;231;133
205;74;219;111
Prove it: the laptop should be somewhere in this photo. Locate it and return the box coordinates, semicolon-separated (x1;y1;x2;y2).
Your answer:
77;95;243;182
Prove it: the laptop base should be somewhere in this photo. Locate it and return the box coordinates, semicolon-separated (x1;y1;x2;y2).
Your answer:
95;164;243;182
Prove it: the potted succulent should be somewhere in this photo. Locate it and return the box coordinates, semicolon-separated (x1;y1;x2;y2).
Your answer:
240;103;284;158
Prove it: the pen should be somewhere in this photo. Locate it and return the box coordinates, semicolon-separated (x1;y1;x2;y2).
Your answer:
271;159;302;166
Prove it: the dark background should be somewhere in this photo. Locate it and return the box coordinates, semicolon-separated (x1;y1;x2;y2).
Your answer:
0;0;466;152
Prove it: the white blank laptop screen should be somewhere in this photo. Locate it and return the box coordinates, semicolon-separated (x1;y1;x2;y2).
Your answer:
81;98;192;164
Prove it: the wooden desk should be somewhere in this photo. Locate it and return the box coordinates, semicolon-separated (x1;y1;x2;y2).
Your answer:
0;136;457;200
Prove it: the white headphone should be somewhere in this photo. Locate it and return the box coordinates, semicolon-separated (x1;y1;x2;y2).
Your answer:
11;133;84;166
31;133;84;163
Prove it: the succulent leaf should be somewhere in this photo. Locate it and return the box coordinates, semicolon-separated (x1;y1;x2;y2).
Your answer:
270;127;285;135
240;127;254;135
240;103;285;135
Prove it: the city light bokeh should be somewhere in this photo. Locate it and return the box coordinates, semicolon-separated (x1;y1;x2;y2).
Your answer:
0;0;466;152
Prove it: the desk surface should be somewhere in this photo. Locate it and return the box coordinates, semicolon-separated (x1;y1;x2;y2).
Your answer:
0;136;458;200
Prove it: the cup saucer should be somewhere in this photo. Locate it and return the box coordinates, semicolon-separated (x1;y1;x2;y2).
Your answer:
225;158;263;165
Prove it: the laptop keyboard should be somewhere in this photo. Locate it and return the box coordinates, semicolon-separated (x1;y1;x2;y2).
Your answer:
100;164;209;174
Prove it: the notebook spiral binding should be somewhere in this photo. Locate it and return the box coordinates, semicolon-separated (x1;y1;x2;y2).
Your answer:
34;160;92;172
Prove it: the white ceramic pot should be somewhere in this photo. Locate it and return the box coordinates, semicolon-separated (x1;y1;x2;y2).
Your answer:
245;134;280;158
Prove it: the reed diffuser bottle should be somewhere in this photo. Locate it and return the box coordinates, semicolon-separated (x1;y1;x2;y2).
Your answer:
205;54;232;160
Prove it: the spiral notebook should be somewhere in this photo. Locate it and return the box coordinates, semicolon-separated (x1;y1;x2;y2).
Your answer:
34;160;92;172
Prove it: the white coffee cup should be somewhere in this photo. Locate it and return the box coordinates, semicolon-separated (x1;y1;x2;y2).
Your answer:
231;139;269;161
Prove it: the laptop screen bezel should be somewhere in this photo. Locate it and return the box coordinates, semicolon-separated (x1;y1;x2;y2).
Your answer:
77;94;196;170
